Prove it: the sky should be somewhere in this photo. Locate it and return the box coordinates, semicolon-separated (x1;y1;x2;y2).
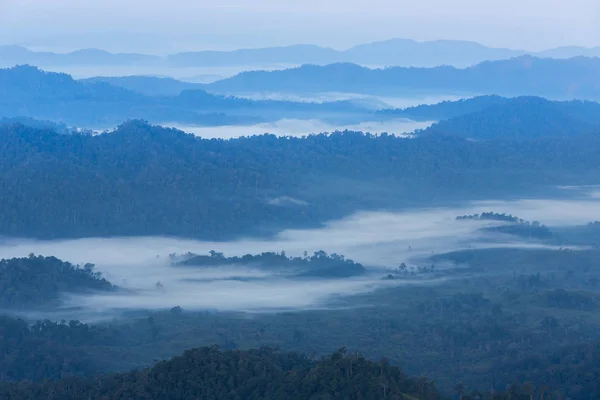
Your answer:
0;0;599;53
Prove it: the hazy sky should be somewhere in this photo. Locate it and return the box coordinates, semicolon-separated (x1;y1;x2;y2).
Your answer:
1;0;599;53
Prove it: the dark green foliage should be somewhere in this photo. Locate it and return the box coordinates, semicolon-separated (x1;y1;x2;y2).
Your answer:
0;256;114;308
2;122;600;239
178;251;365;278
0;347;441;400
3;248;600;397
0;317;117;381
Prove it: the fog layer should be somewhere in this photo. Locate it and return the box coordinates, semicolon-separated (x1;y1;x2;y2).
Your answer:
1;194;597;319
169;118;433;139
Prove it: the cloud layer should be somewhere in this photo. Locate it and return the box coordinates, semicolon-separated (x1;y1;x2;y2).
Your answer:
1;193;598;319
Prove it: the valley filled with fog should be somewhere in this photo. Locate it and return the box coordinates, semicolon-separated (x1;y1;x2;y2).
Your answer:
4;24;600;399
168;118;433;138
1;191;598;319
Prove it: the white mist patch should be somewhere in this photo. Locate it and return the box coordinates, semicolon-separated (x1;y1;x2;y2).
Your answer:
228;92;470;109
41;64;295;82
471;198;600;226
169;118;433;139
0;195;598;316
268;196;309;206
68;277;395;313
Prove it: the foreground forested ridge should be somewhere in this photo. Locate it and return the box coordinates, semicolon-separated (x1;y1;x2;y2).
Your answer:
0;347;440;400
2;121;600;239
0;344;574;400
0;316;117;381
3;246;600;397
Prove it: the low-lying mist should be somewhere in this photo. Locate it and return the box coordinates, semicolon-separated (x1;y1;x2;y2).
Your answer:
169;118;433;139
38;64;294;82
1;194;598;320
220;92;470;108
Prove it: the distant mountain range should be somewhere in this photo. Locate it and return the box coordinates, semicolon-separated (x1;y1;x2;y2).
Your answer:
3;65;600;138
1;39;600;69
0;66;372;128
0;45;161;66
81;76;205;97
204;56;600;100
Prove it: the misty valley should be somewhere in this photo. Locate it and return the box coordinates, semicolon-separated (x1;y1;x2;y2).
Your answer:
3;189;600;398
4;33;600;400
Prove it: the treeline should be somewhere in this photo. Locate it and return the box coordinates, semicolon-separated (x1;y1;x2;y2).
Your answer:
457;212;524;222
457;212;552;239
0;341;586;399
0;346;441;400
177;250;365;278
418;96;600;140
0;255;115;308
2;121;600;239
0;316;118;381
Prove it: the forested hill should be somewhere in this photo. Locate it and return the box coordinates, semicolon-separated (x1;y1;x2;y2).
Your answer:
378;95;510;121
0;343;585;399
377;95;600;125
0;346;441;400
205;56;600;100
0;256;115;308
419;97;600;140
177;251;366;278
2;121;600;239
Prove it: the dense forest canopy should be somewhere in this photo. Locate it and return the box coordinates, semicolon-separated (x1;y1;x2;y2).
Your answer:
419;97;600;140
2;121;600;239
176;251;365;278
0;256;115;308
0;316;119;381
0;346;443;400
